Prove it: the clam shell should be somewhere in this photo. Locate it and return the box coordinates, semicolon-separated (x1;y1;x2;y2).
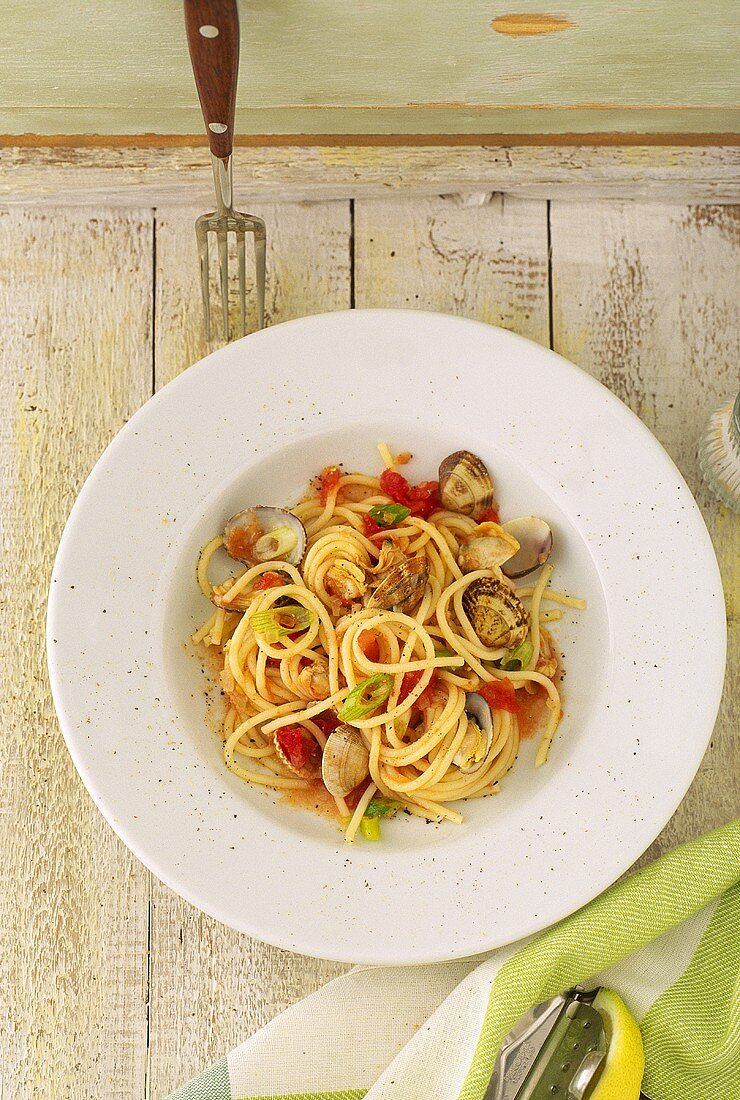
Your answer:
438;450;497;519
461;575;529;649
224;506;306;567
321;723;370;797
500;516;553;578
454;692;494;773
367;553;428;613
457;521;520;573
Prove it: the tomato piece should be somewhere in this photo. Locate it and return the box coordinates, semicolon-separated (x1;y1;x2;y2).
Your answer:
319;465;342;506
479;506;501;524
312;711;341;738
407;480;441;518
415;670;439;709
312;709;341;736
398;669;439;708
379;469;411;505
480;678;520;714
358;630;381;663
345;777;372;810
362;512;382;537
398;670;423;703
253;570;284;591
275;724;318;771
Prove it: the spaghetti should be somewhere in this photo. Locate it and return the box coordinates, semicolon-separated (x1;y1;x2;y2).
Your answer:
192;445;585;841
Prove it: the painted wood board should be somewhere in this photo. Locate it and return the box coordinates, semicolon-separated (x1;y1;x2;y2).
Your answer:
147;200;353;1096
1;145;738;208
2;1;739;136
0;207;153;1095
354;192;550;345
549;200;740;865
0;191;737;1096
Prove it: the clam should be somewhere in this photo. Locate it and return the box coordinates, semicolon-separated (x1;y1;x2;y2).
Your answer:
500;517;553;579
224;506;306;567
367;553;429;614
273;726;322;779
453;692;493;773
321;722;370;797
438;450;497;519
210;577;256;611
457;521;520;574
461;575;528;649
325;559;366;605
368;538;406;575
297;661;331;701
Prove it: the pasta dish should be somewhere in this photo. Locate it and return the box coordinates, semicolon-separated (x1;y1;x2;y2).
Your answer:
192;446;584;842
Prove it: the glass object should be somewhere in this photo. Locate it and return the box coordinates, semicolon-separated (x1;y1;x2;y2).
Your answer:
699;391;740;512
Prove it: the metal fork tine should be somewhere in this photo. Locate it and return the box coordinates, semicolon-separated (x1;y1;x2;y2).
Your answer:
255;230;266;331
236;230;246;338
196;224;211;343
217;228;229;342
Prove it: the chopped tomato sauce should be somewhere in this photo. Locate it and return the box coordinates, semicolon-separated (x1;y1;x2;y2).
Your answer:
345;777;372;810
480;678;519;714
312;710;341;736
362;513;382;537
398;669;438;708
378;469;440;518
379;469;410;503
253;571;284;591
224;515;262;561
479;506;501;524
358;630;380;662
398;669;423;703
275;724;319;771
319;465;341;506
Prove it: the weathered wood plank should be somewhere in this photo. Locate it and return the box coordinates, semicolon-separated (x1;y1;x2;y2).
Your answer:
0;208;152;1096
550;201;740;865
354;193;550;346
148;200;353;1097
0;146;738;207
1;1;738;136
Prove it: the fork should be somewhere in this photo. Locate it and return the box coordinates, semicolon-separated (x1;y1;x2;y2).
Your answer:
184;0;266;341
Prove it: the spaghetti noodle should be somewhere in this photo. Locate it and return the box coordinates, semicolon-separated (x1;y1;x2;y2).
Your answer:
192;445;584;841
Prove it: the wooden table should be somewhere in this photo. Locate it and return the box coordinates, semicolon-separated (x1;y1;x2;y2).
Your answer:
1;149;738;1097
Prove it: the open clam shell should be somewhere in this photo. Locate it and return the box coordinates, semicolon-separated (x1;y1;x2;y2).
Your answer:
321;723;370;797
461;575;529;649
457;521;520;573
454;692;494;773
500;517;553;579
224;506;306;567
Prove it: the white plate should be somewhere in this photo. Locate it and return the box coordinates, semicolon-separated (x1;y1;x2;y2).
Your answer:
47;310;726;964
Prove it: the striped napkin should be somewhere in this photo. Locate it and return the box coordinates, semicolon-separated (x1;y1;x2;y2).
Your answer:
169;819;740;1100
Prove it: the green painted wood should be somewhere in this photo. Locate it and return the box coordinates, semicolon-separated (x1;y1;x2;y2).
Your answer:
2;0;738;136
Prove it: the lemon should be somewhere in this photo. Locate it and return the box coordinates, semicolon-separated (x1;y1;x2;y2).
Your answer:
590;987;645;1100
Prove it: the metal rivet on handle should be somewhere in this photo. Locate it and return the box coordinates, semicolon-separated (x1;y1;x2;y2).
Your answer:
209;123;227;133
199;24;219;37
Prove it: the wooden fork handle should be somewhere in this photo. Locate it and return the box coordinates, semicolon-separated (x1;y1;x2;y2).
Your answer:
184;0;239;159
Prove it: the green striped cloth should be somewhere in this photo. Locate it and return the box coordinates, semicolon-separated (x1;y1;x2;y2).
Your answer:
169;819;740;1100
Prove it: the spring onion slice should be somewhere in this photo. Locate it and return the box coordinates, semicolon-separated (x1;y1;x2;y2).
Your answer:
252;603;314;643
339;673;394;722
368;503;411;527
364;799;400;818
360;816;382;841
501;639;534;672
253;525;298;561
